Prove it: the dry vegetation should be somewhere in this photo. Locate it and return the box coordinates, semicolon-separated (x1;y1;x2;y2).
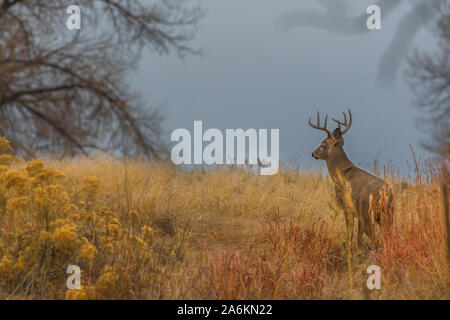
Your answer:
0;137;448;300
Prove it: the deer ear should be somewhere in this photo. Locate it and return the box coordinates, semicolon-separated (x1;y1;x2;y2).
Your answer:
331;128;342;139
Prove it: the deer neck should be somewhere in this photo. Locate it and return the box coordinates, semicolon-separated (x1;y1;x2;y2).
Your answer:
325;146;355;182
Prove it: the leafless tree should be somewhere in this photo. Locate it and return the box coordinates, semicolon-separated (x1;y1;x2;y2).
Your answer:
0;0;202;157
406;1;449;157
277;0;439;85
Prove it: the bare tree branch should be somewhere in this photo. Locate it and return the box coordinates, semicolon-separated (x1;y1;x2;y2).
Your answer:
0;0;202;158
406;0;450;157
276;0;439;84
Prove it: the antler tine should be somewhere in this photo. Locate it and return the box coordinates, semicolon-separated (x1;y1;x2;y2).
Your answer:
308;111;331;136
343;109;352;134
332;109;352;135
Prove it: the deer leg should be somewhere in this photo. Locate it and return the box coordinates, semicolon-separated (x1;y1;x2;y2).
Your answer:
348;220;354;246
357;220;363;249
368;222;376;249
366;200;378;249
344;210;355;292
343;210;349;230
344;210;354;248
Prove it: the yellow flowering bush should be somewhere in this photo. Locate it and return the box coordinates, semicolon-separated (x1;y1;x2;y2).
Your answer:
0;137;158;299
78;237;98;262
52;222;79;251
0;136;446;300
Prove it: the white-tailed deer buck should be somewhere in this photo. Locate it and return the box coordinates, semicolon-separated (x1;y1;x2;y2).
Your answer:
309;109;394;248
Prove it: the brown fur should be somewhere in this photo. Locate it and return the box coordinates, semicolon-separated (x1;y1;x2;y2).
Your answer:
310;111;394;248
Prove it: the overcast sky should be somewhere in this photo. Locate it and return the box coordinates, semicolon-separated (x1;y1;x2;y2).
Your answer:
134;0;438;172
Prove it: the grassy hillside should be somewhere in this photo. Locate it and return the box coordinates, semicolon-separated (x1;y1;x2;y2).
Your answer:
0;137;448;299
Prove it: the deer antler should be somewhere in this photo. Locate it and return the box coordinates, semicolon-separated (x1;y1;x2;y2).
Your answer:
332;109;352;135
308;111;331;137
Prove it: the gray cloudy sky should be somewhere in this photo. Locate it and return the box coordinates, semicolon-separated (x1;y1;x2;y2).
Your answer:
134;0;438;171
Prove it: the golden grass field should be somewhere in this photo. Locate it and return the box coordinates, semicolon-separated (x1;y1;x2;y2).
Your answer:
0;137;448;299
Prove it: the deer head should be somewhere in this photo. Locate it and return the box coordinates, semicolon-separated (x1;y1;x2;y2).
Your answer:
309;109;352;160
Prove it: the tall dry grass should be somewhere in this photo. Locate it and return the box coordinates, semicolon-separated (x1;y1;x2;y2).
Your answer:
0;137;448;299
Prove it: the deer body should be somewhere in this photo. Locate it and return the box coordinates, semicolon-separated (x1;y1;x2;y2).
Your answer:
309;110;393;247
